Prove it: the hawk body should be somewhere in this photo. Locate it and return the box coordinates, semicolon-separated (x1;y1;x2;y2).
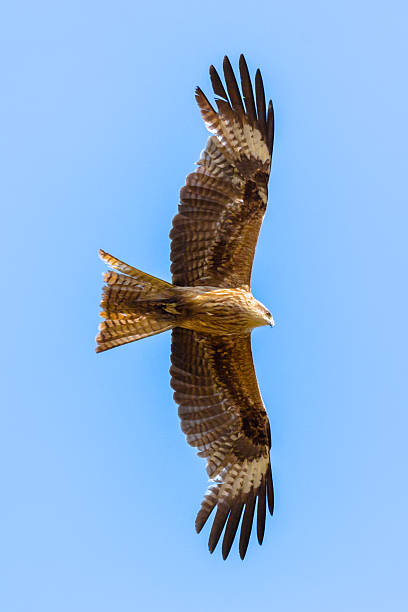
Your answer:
173;286;273;335
97;55;276;559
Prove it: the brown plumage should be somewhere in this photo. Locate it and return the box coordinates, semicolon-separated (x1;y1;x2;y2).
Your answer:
96;55;276;559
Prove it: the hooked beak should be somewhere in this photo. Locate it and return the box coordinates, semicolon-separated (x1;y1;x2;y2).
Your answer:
269;315;275;327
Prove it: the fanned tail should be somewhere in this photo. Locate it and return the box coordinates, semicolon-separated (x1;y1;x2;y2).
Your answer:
96;250;180;353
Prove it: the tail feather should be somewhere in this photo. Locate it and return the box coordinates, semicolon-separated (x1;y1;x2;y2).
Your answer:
99;249;173;291
96;316;173;353
96;250;179;353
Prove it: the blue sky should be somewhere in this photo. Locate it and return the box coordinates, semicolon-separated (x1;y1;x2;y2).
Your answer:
1;1;407;610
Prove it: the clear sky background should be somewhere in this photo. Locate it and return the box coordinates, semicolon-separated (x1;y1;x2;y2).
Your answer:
1;1;407;610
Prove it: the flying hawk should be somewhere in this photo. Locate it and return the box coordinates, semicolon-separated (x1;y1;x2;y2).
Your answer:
96;55;276;559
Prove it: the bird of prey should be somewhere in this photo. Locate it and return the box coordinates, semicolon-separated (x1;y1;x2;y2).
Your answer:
96;55;276;559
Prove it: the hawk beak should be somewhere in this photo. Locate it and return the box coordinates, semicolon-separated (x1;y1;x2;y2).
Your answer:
269;316;275;327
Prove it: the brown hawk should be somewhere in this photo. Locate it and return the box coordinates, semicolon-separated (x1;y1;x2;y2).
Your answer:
96;55;276;559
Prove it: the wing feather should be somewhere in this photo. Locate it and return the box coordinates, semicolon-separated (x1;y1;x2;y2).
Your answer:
239;490;256;559
223;56;245;114
255;69;267;139
266;99;275;155
170;328;273;559
239;55;257;124
222;500;245;560
256;479;267;544
209;64;229;101
170;55;273;289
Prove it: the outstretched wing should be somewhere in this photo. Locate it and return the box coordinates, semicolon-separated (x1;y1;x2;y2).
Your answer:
170;328;274;559
170;55;274;291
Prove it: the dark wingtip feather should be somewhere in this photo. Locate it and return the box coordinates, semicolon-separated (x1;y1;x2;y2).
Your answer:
195;509;209;534
266;463;274;515
223;56;244;114
239;492;256;559
222;501;244;560
195;488;218;533
239;54;257;124
255;69;267;139
266;100;275;155
195;86;216;113
208;505;230;553
210;64;229;102
256;480;267;545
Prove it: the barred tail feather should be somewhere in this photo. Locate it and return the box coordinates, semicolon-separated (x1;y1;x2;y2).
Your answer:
99;250;173;293
96;250;178;353
96;316;174;353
